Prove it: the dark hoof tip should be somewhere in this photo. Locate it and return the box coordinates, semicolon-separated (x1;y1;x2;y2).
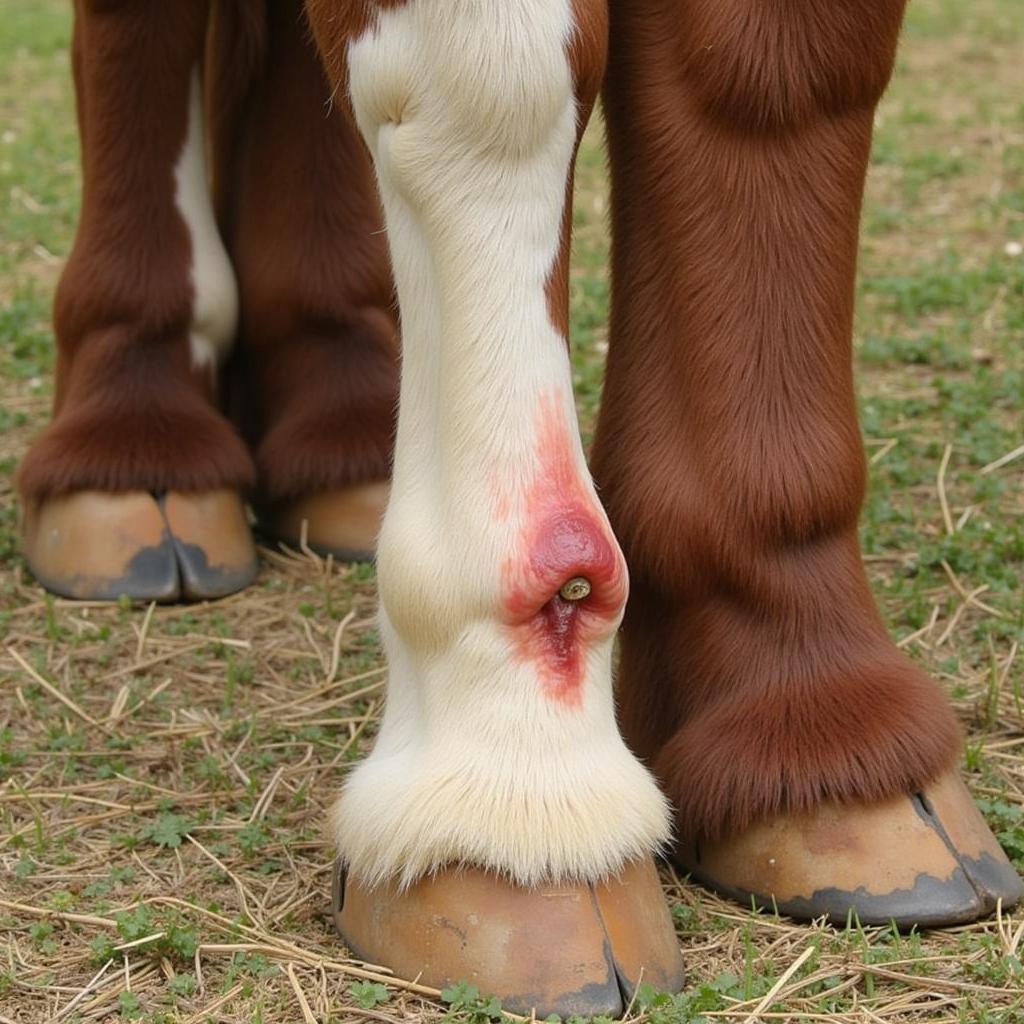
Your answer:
754;865;996;930
173;543;259;600
30;542;181;603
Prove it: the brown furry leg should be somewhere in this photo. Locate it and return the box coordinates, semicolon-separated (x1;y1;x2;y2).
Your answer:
209;0;397;508
18;0;253;502
595;0;961;846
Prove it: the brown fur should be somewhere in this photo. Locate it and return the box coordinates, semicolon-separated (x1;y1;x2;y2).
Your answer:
18;326;253;497
18;0;255;500
594;0;961;845
211;0;398;504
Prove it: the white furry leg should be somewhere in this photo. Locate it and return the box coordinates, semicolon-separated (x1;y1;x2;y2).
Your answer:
332;0;669;890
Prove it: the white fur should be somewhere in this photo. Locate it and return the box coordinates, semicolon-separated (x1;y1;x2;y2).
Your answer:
333;0;670;890
174;69;237;372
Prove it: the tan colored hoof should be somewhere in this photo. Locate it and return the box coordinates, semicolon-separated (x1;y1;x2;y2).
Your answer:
22;489;257;602
161;491;258;600
678;770;1023;928
332;858;684;1017
260;481;387;562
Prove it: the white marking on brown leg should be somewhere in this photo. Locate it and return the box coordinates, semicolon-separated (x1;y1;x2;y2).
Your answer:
175;68;237;374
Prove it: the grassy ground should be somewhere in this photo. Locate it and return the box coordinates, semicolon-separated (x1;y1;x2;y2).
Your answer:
2;1;1023;1021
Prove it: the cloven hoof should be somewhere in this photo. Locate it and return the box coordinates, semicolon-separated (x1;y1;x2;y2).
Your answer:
257;481;389;562
22;489;257;602
677;769;1024;928
332;857;685;1018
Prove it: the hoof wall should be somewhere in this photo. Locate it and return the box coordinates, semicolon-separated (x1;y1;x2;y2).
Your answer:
678;770;1024;928
23;490;257;602
259;482;387;562
332;858;684;1017
162;491;258;600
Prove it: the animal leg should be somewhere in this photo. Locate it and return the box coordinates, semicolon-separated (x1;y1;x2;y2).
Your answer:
596;0;1022;926
18;0;256;601
303;0;682;1013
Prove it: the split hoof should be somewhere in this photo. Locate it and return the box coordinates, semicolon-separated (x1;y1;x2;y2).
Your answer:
161;491;259;600
678;769;1023;928
332;858;684;1017
22;489;257;602
260;481;388;562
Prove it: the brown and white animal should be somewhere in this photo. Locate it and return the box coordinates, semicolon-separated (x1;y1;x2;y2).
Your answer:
18;0;1023;1015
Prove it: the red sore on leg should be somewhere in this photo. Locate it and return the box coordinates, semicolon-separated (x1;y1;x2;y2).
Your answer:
502;391;628;707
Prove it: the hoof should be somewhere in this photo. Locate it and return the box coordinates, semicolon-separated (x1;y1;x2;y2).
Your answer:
22;489;257;602
332;858;684;1017
677;769;1023;928
259;481;387;562
161;491;259;600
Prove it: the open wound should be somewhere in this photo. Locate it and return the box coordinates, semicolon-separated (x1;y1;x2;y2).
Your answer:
501;390;626;707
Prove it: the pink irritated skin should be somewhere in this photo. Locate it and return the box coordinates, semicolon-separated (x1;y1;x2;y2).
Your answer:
501;390;628;708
